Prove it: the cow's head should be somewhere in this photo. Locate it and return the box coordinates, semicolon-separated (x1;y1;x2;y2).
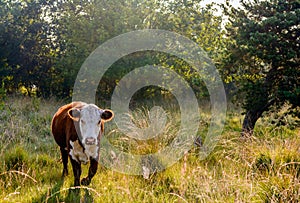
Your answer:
68;104;114;146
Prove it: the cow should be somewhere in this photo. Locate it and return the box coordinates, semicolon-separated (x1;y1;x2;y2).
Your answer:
51;101;114;186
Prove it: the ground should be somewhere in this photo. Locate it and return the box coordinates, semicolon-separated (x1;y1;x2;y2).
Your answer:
0;97;299;202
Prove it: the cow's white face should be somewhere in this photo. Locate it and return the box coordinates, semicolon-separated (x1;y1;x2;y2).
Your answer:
68;104;114;147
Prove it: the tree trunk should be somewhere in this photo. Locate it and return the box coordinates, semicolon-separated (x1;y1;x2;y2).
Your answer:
241;110;264;137
241;99;275;137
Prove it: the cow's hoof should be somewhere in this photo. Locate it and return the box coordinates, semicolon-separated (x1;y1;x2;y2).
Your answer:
81;177;91;186
74;179;81;187
62;169;68;177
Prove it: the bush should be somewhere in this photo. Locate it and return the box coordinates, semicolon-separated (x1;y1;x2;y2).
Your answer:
4;146;29;171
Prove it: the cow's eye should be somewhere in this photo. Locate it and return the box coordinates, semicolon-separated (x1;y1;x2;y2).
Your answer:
80;120;86;125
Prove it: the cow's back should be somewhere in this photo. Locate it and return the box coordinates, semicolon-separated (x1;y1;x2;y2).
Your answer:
51;102;85;148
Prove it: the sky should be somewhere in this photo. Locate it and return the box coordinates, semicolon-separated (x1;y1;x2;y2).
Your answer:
200;0;241;17
201;0;241;8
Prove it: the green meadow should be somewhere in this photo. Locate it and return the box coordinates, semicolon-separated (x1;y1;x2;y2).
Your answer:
0;97;299;203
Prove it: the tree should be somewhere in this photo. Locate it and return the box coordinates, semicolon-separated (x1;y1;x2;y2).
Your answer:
55;0;230;100
53;0;149;98
0;0;231;100
223;0;300;136
0;0;60;97
138;0;231;98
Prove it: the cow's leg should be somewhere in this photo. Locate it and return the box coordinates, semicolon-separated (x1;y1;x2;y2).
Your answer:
70;157;82;186
60;147;69;176
81;158;98;186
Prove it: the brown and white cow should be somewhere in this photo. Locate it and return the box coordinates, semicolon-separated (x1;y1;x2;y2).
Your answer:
51;102;114;186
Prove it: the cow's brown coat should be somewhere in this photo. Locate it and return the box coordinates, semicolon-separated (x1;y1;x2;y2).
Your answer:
51;101;110;186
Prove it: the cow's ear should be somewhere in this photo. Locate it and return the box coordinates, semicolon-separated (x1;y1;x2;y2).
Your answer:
68;108;81;122
100;109;114;122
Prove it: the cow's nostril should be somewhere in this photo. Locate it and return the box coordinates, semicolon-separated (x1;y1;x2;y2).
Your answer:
85;137;96;145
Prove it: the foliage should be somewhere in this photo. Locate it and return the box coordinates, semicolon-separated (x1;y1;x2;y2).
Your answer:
0;0;230;100
223;0;300;135
141;0;231;99
0;0;61;97
52;0;230;100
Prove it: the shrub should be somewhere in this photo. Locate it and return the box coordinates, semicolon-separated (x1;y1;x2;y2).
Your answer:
4;146;28;171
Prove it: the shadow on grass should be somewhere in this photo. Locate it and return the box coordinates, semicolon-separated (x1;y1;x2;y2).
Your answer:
32;177;94;203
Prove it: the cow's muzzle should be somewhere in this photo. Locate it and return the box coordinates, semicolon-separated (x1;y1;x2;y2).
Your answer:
85;137;96;145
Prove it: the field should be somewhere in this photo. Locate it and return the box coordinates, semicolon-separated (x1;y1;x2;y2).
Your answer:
0;97;299;202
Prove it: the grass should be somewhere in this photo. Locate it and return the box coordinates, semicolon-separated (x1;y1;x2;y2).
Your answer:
0;96;299;202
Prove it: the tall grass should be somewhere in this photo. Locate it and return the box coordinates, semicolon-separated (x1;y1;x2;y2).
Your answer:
0;97;299;202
